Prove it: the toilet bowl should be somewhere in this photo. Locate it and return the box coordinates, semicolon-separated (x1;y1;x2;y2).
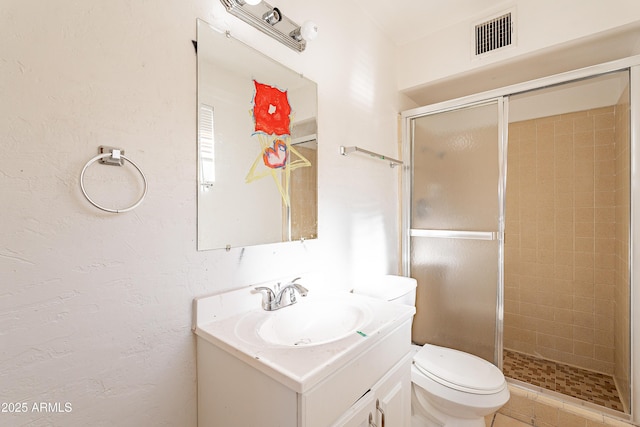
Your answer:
353;275;510;427
411;344;509;426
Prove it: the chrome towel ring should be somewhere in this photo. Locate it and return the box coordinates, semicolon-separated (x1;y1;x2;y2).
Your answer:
80;147;148;213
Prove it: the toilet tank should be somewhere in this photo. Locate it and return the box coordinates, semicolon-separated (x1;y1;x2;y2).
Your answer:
353;275;417;307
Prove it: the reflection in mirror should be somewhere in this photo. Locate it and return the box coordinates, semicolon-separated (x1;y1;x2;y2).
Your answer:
196;19;318;250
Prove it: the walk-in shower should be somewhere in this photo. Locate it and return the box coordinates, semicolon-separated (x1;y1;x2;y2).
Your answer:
402;62;639;423
504;71;630;413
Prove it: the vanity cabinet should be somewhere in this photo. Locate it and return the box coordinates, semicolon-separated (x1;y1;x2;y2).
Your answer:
196;319;412;427
331;352;412;427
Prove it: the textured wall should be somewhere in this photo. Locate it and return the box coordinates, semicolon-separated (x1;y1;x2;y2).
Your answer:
0;1;408;425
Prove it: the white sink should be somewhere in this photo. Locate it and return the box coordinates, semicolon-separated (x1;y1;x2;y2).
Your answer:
193;286;415;393
256;298;373;347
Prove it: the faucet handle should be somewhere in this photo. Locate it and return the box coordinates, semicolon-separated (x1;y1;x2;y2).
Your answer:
253;286;275;299
253;286;276;310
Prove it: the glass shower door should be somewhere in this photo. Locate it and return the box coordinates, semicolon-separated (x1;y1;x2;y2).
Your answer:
408;100;505;365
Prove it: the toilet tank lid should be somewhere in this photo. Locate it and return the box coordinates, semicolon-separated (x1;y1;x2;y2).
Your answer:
353;275;417;301
414;344;505;394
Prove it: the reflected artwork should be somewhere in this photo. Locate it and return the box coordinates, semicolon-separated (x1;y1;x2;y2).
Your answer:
245;80;311;206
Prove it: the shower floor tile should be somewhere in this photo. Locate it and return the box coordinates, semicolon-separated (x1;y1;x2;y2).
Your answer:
503;349;624;412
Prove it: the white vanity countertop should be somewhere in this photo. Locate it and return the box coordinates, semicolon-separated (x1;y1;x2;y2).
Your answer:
193;286;415;394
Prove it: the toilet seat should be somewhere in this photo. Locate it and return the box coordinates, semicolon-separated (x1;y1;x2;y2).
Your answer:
413;344;506;395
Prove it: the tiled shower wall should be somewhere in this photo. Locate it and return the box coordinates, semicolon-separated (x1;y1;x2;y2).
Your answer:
504;103;628;376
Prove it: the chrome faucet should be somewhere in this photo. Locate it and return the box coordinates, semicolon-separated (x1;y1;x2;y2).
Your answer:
254;277;309;311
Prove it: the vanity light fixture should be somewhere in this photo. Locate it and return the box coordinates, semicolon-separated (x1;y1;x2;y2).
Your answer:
289;20;319;42
262;7;282;25
220;0;318;52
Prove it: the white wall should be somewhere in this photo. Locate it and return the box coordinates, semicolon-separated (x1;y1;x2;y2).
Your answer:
0;1;410;425
397;0;640;92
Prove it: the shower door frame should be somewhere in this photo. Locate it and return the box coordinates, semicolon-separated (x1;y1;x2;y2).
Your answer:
405;97;508;368
401;55;640;423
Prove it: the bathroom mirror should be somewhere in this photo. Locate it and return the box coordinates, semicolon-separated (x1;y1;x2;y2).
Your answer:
196;19;318;250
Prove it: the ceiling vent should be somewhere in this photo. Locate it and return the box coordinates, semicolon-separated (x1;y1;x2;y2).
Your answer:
474;11;514;56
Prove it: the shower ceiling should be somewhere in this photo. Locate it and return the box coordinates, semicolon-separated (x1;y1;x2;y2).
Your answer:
509;72;630;122
410;72;628;136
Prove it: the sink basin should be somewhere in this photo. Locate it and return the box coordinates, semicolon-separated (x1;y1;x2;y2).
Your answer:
237;297;373;347
195;287;416;393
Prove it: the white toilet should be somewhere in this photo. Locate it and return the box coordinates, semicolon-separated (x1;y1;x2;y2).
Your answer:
354;275;510;427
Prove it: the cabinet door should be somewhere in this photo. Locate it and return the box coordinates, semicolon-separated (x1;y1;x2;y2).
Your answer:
330;391;376;427
372;354;412;427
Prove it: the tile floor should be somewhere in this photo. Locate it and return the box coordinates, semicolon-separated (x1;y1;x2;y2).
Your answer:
486;413;531;427
503;349;624;412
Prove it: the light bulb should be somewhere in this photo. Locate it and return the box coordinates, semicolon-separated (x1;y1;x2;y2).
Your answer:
300;21;318;41
243;0;261;5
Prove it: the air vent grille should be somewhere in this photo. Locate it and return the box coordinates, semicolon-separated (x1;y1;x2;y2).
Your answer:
475;12;513;55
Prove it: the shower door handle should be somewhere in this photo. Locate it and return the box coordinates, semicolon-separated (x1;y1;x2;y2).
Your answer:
410;229;498;241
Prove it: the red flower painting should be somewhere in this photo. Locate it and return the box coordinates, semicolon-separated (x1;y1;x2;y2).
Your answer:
252;80;291;136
